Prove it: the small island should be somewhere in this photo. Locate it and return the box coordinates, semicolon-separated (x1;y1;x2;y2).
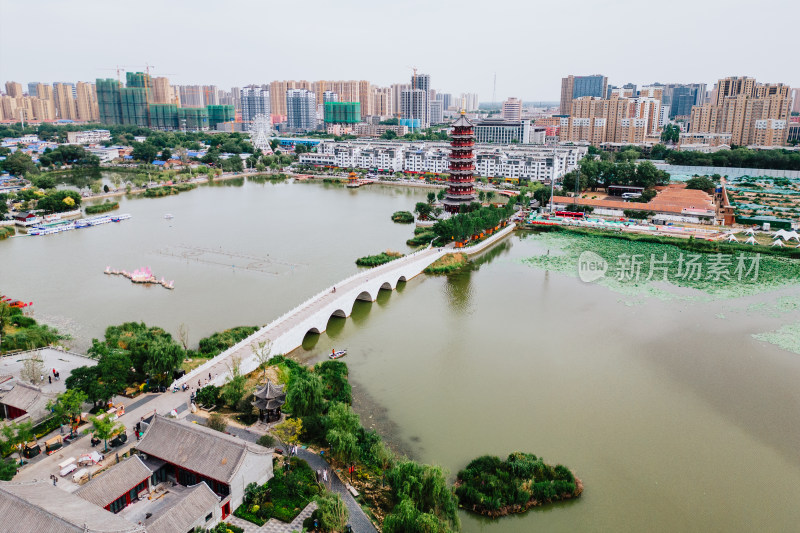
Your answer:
455;452;583;517
391;210;414;223
355;250;404;267
85;201;119;215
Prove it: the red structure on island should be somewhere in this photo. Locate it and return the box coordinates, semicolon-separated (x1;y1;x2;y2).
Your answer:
443;111;477;213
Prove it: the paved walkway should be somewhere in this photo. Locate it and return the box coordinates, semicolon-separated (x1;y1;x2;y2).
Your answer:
187;414;377;533
224;502;317;533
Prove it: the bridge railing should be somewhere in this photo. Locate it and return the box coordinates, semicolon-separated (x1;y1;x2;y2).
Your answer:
175;245;444;387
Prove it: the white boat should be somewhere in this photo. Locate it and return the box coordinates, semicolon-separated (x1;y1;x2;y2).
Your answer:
164;214;174;219
329;349;347;359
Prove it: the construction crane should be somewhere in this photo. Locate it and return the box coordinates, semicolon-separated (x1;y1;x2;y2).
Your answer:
99;65;135;85
407;65;419;132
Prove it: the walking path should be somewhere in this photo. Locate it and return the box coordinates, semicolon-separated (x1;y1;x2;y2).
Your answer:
187;413;377;533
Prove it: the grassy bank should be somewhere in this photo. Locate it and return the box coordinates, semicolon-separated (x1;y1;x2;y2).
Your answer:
85;201;119;215
356;250;404;267
424;253;468;274
0;226;14;240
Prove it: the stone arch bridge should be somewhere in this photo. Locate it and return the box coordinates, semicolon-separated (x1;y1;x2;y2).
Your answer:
174;223;515;388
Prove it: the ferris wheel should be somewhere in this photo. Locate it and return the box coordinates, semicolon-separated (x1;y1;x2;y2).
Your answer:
249;114;273;154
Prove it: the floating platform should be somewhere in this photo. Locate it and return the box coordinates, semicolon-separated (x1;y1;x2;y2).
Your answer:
105;266;174;289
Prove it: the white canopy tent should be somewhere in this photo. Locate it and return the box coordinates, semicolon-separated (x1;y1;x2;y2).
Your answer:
745;236;758;245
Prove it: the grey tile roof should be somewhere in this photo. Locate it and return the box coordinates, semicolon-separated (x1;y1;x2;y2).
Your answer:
136;415;270;483
145;483;220;533
76;455;152;508
0;381;44;411
0;480;145;533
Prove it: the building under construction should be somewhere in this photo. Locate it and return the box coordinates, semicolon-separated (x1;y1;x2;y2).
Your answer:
96;72;231;131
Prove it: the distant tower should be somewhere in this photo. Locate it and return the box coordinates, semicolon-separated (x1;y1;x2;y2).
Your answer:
442;111;477;213
249;114;273;154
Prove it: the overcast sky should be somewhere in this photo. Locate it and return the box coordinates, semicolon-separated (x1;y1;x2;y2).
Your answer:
1;0;797;102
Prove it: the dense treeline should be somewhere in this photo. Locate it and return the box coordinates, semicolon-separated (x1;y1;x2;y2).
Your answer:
593;143;800;171
455;452;582;516
431;204;514;243
65;322;185;405
273;356;460;532
664;147;800;170
39;145;100;168
561;159;670;192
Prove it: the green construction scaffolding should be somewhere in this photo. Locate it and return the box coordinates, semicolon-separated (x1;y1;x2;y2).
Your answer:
324;102;360;124
207;105;235;128
96;78;122;125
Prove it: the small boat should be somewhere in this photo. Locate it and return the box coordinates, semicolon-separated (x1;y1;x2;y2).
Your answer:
164;214;174;219
329;349;347;359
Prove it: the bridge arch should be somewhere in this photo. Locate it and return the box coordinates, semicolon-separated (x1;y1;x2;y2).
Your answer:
330;309;347;318
380;281;393;291
356;290;374;302
398;275;407;283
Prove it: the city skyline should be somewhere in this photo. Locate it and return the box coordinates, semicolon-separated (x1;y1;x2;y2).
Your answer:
1;0;797;101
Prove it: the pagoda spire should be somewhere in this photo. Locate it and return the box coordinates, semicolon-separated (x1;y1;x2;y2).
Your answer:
442;111;477;213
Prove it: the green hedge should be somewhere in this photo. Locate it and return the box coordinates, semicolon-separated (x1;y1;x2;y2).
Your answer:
0;226;14;240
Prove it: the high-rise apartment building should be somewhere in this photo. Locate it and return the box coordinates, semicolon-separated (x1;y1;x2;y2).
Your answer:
560;74;608;115
501;97;522;121
322;91;339;103
178;85;205;107
559;93;664;144
430;100;443;124
75;81;98;121
401;89;428;129
410;73;431;126
152;77;179;105
269;80;311;117
54;83;77;120
241;85;271;124
5;82;23;98
792;88;800;114
33;84;56;120
27;82;39;97
286;89;317;131
690;76;791;146
371;87;392;117
436;93;452;110
391;83;410;116
459;93;479;112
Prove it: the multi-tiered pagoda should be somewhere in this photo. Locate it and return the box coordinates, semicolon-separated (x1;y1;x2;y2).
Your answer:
442;111;477;213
